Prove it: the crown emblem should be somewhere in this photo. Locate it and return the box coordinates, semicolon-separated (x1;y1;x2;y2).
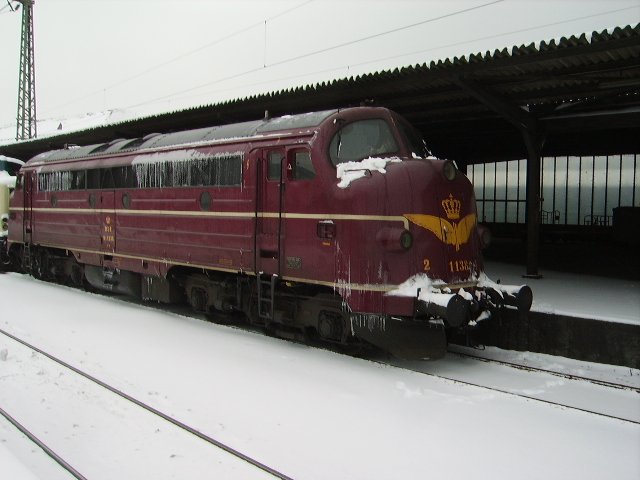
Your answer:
442;194;461;220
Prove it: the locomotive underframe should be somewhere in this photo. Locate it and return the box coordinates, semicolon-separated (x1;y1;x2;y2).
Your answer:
3;243;370;351
2;242;530;360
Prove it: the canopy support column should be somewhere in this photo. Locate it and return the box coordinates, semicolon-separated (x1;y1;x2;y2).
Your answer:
522;131;544;278
451;75;546;277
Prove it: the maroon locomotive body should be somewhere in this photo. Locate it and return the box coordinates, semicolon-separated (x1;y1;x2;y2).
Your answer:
4;107;531;359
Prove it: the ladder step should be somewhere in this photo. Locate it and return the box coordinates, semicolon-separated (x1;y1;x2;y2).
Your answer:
257;273;277;321
23;244;32;272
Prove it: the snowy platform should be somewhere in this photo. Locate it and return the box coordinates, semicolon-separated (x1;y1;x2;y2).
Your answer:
478;261;640;368
485;261;640;326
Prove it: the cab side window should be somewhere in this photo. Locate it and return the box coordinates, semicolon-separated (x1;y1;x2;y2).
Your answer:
289;151;315;180
268;151;283;181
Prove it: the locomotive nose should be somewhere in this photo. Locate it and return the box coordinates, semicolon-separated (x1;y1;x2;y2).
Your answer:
413;280;533;329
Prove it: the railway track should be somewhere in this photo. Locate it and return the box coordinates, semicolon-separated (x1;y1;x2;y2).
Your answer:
386;350;640;425
6;293;638;431
447;347;640;393
144;304;640;417
0;405;87;480
0;326;293;480
2;278;638;476
90;284;640;395
395;364;639;425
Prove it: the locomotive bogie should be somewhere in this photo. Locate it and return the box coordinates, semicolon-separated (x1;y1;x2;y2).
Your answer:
3;107;532;359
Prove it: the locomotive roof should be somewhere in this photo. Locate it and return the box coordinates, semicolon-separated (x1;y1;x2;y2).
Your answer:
28;109;338;165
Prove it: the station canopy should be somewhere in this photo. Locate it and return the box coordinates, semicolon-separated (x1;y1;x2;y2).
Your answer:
1;24;639;164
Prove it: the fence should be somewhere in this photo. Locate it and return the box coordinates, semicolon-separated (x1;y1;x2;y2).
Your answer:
468;154;640;226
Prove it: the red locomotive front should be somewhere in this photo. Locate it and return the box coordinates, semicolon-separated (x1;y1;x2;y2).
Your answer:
299;108;531;358
3;107;531;359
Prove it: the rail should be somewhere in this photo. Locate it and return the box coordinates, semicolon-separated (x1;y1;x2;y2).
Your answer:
0;327;294;480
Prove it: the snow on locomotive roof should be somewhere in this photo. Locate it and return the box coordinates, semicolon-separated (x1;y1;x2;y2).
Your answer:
0;155;26;166
28;109;338;165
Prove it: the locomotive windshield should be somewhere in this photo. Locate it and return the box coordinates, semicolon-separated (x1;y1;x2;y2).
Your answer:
329;119;398;166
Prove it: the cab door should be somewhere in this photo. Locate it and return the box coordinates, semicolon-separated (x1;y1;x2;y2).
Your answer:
255;148;284;275
277;147;326;282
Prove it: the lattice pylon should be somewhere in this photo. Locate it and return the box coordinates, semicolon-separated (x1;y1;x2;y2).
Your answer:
15;0;37;141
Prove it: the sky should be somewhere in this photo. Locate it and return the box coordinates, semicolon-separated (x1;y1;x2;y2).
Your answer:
0;0;638;130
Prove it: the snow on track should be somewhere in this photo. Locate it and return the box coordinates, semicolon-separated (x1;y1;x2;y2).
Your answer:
0;430;52;480
391;351;640;424
1;273;639;480
0;331;274;480
448;344;640;389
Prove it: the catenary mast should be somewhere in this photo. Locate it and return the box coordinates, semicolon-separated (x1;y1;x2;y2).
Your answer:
15;0;37;140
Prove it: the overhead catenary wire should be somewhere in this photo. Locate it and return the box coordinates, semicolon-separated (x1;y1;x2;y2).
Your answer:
44;0;500;115
119;4;637;112
44;0;315;114
266;0;505;69
0;0;17;14
39;2;639;120
119;0;506;111
157;5;640;109
104;0;315;91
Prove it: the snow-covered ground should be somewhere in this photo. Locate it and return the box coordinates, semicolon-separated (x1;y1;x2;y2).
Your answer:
1;272;639;480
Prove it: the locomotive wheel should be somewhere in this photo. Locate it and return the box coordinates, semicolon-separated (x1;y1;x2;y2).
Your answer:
70;263;85;288
188;287;208;313
317;311;345;342
31;249;47;280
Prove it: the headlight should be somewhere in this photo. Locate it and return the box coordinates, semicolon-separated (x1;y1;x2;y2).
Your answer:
442;160;457;181
400;230;413;250
376;228;413;252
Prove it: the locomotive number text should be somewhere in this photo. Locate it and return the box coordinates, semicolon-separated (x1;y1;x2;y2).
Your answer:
448;259;476;273
423;258;431;271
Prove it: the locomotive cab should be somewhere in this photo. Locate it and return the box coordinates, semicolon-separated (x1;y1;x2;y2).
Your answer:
316;108;532;358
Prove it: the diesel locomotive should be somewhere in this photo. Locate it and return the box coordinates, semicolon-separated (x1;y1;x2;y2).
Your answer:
1;107;531;359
